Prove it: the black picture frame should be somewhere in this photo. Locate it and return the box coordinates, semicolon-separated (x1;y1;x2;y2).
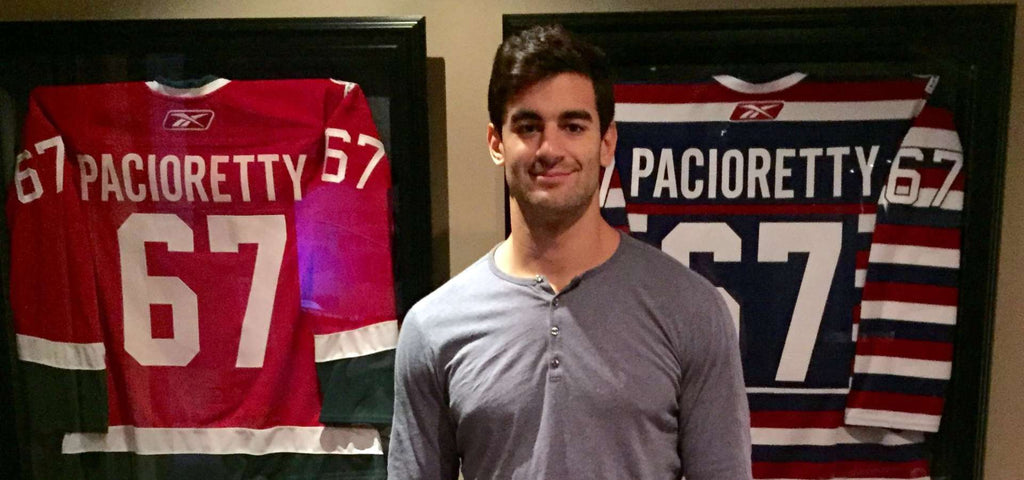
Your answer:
505;6;1014;479
0;17;429;480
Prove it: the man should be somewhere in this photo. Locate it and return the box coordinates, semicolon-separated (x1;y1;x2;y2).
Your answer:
389;25;751;479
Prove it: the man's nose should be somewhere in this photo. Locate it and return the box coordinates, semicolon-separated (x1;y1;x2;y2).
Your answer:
535;125;565;162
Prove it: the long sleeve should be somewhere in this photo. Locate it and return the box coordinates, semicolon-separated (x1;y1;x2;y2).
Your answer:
678;287;753;480
387;310;460;480
297;82;399;426
845;106;964;432
7;92;108;433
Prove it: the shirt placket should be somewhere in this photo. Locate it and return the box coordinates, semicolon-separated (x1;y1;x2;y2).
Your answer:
534;274;567;382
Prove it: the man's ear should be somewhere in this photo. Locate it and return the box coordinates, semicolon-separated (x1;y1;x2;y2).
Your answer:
599;121;618;168
487;123;505;166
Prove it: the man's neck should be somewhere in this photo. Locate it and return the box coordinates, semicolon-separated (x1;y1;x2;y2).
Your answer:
495;202;620;292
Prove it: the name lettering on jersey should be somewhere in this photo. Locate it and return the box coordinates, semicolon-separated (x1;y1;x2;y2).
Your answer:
730;102;784;121
629;146;880;200
163;110;215;130
77;153;308;203
15;129;386;204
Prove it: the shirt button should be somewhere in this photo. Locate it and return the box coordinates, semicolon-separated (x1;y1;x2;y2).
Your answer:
550;326;559;336
552;298;560;307
534;275;544;283
550;358;560;368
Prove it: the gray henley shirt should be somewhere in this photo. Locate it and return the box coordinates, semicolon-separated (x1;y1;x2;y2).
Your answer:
389;234;751;479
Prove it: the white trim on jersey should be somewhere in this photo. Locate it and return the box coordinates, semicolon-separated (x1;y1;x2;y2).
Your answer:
62;425;383;455
855;269;867;288
146;78;231;98
860;301;957;325
16;334;105;370
713;72;808;94
626;214;648;233
752;425;925;447
314;320;398;363
868;244;961;269
845;409;941;433
854;355;952;380
858;214;877;233
615;100;925;123
901;126;963;152
746;387;850;395
329;79;357;96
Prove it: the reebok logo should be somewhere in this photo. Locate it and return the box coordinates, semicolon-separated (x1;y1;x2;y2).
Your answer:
730;102;784;121
163;110;214;130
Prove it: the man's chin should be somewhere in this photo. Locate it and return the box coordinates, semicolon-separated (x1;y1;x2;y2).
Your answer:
516;194;591;224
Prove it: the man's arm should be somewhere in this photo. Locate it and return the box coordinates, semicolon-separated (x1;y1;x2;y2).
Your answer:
677;291;752;480
388;312;460;479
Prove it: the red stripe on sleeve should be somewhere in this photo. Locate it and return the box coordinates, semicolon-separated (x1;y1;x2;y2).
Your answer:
917;168;965;190
750;410;844;429
846;391;945;415
871;224;961;249
754;459;929;479
855;250;869;269
855;337;954;361
861;281;959;305
913;106;956;130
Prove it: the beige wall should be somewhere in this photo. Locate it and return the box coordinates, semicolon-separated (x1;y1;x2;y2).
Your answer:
3;0;1021;478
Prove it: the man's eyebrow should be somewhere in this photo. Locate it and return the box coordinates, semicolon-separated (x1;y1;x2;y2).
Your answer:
508;110;542;124
560;110;593;122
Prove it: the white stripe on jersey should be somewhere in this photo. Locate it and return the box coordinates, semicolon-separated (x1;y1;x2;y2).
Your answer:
868;244;960;268
604;188;626;208
146;78;230;98
62;425;383;455
845;409;941;433
713;72;807;93
746;387;849;395
912;188;964;211
900;126;963;152
756;476;929;480
854;355;952;379
616;100;924;123
16;334;105;370
627;214;649;233
858;214;877;233
855;269;867;288
752;425;925;446
860;301;957;325
599;164;615;207
314;320;398;363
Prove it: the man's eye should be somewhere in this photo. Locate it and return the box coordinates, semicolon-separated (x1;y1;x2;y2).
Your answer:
513;123;540;135
565;123;587;134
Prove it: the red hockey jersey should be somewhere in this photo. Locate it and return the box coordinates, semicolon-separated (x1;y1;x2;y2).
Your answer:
8;79;396;473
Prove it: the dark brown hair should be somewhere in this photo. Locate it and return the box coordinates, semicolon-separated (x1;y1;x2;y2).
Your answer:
487;24;614;137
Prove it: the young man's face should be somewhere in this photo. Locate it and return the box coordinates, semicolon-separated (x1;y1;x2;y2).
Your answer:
488;72;616;225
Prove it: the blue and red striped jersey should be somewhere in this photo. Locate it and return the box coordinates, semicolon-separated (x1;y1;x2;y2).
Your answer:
601;73;963;480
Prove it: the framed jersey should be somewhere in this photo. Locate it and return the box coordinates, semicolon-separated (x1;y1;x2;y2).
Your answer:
0;18;429;480
505;6;1014;480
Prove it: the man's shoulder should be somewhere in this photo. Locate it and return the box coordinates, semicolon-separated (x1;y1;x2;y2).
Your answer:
603;235;729;321
404;252;496;325
615;234;716;291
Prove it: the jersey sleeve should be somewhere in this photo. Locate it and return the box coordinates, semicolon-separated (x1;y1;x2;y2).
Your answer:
294;82;398;425
845;106;964;432
6;92;109;433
